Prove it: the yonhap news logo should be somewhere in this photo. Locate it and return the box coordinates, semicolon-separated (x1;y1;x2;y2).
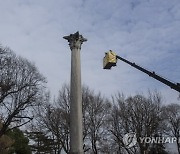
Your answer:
123;132;180;148
123;132;137;148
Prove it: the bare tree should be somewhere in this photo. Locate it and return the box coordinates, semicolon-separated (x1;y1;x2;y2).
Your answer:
82;86;111;154
30;85;70;154
52;84;70;153
0;46;46;137
42;104;68;154
108;93;137;154
30;84;111;154
162;103;180;153
109;92;164;154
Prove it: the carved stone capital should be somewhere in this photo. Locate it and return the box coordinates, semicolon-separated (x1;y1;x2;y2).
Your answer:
63;31;87;50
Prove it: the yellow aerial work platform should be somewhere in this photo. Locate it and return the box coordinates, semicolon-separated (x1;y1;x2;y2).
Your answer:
103;50;117;69
103;50;180;93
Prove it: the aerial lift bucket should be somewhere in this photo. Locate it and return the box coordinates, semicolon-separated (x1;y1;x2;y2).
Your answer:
103;50;117;69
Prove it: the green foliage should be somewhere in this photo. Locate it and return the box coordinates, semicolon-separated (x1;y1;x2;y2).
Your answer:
8;128;31;154
26;131;56;153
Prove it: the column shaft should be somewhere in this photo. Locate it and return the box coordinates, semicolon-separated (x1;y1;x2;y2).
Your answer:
63;32;87;154
70;47;83;153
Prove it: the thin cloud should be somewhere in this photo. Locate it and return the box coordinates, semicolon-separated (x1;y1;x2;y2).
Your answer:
0;0;179;103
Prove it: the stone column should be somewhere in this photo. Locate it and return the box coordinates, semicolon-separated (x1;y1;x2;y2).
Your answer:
63;32;87;154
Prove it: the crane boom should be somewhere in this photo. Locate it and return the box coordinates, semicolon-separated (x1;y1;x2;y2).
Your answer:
103;51;180;93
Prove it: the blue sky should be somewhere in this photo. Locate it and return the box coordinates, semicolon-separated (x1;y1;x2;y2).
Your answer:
0;0;180;104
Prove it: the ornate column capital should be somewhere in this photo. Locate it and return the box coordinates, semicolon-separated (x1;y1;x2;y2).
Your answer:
63;31;87;50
